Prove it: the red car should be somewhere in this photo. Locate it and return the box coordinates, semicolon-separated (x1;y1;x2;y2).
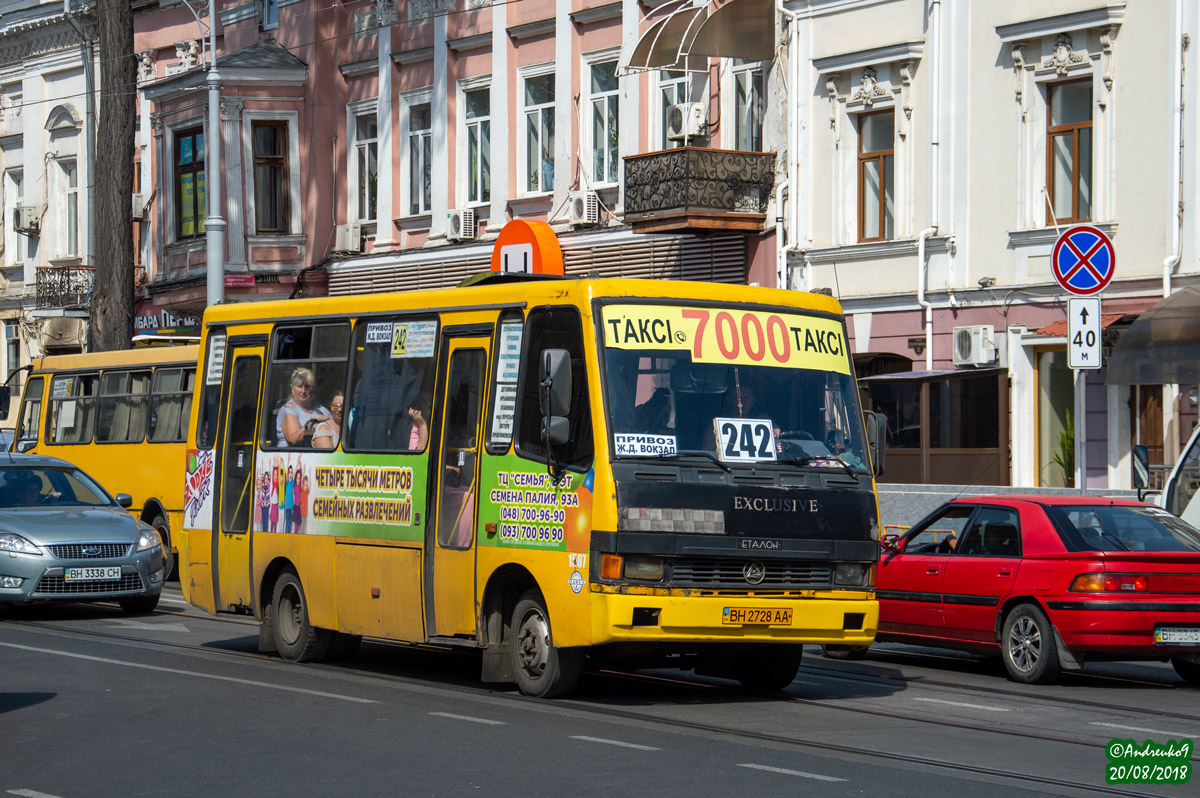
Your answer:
854;496;1200;685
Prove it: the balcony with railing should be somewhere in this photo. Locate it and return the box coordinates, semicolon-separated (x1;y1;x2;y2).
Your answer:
35;265;94;311
623;148;776;234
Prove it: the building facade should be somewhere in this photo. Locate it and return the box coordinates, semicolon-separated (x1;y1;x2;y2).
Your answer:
783;0;1200;490
0;0;97;429
131;0;780;321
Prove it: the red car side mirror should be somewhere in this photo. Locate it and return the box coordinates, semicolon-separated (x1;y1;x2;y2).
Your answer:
882;534;900;552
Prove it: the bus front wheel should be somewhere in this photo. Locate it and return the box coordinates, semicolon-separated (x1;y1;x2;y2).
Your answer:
151;514;174;581
510;590;581;698
272;571;332;662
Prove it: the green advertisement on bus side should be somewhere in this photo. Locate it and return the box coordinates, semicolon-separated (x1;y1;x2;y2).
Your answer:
477;453;595;552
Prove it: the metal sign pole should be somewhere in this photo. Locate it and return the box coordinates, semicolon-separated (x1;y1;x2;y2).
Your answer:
1075;369;1086;492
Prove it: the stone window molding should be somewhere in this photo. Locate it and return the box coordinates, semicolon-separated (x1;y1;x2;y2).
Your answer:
814;41;923;246
997;5;1124;230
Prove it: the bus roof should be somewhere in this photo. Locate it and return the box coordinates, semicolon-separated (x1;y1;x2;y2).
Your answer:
30;344;200;374
201;278;845;327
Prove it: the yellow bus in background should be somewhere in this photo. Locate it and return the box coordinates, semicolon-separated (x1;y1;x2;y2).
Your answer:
15;345;199;576
180;227;883;697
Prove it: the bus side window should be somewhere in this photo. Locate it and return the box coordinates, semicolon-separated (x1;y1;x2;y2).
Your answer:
264;323;350;449
149;367;195;443
344;317;438;452
486;313;523;454
16;376;44;449
198;331;226;450
47;373;98;445
96;370;150;444
515;307;593;469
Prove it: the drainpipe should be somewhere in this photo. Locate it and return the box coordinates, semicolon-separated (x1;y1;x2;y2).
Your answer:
917;226;936;371
64;1;96;265
778;4;801;290
1164;3;1187;299
928;0;942;234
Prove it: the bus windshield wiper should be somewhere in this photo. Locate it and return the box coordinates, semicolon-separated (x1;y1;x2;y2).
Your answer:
650;449;732;472
777;454;861;480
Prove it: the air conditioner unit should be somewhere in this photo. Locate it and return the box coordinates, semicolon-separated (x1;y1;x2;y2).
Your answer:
13;205;39;235
667;102;706;142
132;193;146;220
447;208;476;241
952;325;997;367
334;223;362;253
568;190;599;227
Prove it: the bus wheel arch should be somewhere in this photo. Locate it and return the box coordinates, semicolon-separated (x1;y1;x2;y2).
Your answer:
479;565;540;684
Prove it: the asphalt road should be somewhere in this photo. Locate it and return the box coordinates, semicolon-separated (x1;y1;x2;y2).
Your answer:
1;587;1196;798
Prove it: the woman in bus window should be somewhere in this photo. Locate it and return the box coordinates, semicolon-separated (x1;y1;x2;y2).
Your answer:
276;368;331;447
312;392;343;449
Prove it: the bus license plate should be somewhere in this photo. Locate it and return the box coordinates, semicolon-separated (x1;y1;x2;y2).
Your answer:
1156;626;1200;644
722;607;792;626
64;567;122;582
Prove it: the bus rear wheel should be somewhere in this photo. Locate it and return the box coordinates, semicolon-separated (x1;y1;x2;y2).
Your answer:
151;514;174;581
734;645;803;690
510;590;581;698
272;571;332;662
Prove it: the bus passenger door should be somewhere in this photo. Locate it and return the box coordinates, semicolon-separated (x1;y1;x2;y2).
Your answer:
426;336;490;638
213;347;264;612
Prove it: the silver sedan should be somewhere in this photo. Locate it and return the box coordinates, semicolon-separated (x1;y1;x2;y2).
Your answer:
0;455;166;613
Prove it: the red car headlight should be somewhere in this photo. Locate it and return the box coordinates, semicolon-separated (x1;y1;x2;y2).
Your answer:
1070;573;1148;592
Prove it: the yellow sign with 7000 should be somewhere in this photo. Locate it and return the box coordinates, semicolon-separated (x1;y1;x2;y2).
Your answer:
601;305;851;375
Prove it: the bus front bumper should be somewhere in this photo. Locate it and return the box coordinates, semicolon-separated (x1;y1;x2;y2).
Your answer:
589;590;878;646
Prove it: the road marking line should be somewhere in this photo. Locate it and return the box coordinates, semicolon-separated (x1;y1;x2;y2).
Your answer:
737;764;846;782
912;697;1010;712
1091;722;1198;737
429;712;505;725
570;735;660;751
0;642;377;704
9;790;64;798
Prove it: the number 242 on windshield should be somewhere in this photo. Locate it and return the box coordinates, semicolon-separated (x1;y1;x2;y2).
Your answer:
714;418;778;463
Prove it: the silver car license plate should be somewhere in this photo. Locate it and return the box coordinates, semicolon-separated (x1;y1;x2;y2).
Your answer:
64;566;122;582
1155;626;1200;644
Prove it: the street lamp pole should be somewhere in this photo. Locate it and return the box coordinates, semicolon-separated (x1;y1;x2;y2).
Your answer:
204;0;225;306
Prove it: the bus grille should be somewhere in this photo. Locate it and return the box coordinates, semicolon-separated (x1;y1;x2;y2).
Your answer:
34;574;145;595
46;543;131;559
672;559;833;589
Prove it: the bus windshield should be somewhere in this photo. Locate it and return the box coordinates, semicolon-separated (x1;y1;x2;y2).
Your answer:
600;302;868;470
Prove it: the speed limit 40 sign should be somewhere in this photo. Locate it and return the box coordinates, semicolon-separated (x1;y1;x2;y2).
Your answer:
1068;297;1102;370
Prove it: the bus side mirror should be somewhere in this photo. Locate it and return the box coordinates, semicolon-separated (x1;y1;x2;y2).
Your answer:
15;439;34;453
539;349;572;417
0;385;9;417
865;411;886;477
1132;444;1150;500
540;349;572;448
1132;445;1149;490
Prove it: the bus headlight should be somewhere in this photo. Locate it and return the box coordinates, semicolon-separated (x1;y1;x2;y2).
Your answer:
624;556;664;581
834;562;868;586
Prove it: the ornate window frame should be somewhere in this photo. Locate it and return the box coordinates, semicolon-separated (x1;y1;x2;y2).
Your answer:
815;41;923;247
998;7;1123;234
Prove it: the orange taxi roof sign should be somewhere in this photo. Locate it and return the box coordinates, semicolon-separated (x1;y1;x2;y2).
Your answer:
490;219;564;275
